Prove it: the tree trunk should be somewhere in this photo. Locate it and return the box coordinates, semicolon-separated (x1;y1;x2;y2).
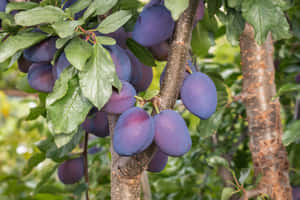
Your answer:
240;23;292;200
108;0;200;199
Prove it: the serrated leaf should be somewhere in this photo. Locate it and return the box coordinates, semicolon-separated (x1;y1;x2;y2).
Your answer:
23;153;45;176
0;51;22;71
239;168;251;185
225;11;245;46
52;20;83;38
126;38;156;66
198;107;225;138
97;10;132;34
191;23;211;58
5;2;39;13
283;120;300;146
47;128;84;159
83;0;117;19
67;0;92;15
15;6;66;26
47;77;92;134
97;36;116;46
164;0;188;20
0;32;47;63
221;187;235;200
36;136;57;154
46;67;76;106
79;43;120;110
56;36;72;49
64;37;92;71
242;0;291;44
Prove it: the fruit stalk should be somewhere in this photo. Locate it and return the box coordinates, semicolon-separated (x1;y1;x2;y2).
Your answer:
108;0;200;199
240;23;292;199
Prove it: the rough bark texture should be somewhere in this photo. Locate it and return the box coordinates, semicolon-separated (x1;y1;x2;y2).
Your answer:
108;0;200;199
109;114;141;200
141;171;152;200
240;23;292;200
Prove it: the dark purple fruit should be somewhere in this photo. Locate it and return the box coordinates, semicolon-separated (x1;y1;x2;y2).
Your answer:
113;107;155;156
195;0;204;23
132;5;175;46
126;50;153;92
149;41;169;61
23;37;57;63
181;72;217;119
147;150;168;172
295;72;300;84
18;55;32;73
81;111;109;137
52;52;70;80
106;27;130;49
57;157;84;185
27;63;55;93
154;110;191;157
106;45;132;81
102;81;136;114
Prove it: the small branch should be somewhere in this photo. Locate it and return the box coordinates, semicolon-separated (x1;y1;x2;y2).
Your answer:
239;188;267;200
0;89;38;98
141;171;152;200
83;132;89;200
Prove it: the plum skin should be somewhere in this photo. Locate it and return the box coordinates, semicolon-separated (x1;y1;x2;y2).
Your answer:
102;81;136;114
147;150;168;172
57;157;85;185
180;72;217;120
106;45;132;81
154;110;192;157
52;52;70;81
132;5;175;47
28;63;55;93
81;111;109;137
113;107;155;156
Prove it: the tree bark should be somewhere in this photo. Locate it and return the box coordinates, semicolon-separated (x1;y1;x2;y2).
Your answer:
108;0;200;199
240;23;292;199
141;171;152;200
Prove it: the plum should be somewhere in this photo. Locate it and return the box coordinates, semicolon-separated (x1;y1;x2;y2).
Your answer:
57;157;84;184
27;63;55;93
149;41;169;61
132;5;175;46
0;0;7;27
113;107;155;156
23;37;57;63
180;72;217;119
106;45;132;81
106;27;130;49
295;72;300;84
147;150;168;172
52;52;70;80
81;111;109;137
102;81;136;114
195;0;204;23
126;50;153;92
154;110;191;157
18;55;32;73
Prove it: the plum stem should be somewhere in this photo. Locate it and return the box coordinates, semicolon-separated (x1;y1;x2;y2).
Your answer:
83;132;89;200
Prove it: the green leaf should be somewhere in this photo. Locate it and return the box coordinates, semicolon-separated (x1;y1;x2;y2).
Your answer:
126;38;156;66
242;0;291;44
34;163;58;194
5;2;39;13
97;10;132;34
15;6;66;26
52;20;83;38
64;37;92;71
36;137;57;154
67;0;92;15
225;11;245;46
46;67;76;106
191;23;211;58
83;0;117;19
47;128;84;159
56;36;72;49
0;32;47;63
26;106;46;120
164;0;188;20
207;0;222;16
239;168;251;185
97;36;116;46
79;43;120;110
0;51;22;71
275;83;300;97
143;89;159;100
207;155;229;168
198;107;225;138
47;77;92;134
283;120;300;146
228;0;242;10
23;153;46;176
221;187;235;200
